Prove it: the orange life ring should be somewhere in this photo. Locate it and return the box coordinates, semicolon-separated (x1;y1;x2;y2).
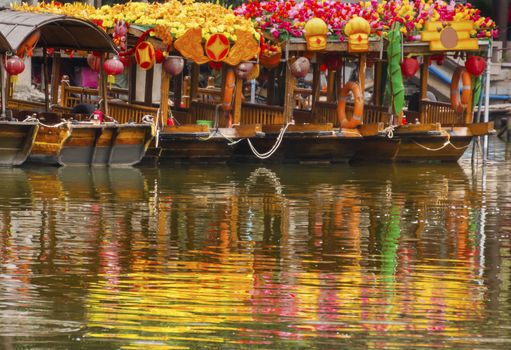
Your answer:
222;68;236;112
450;66;472;113
337;81;364;128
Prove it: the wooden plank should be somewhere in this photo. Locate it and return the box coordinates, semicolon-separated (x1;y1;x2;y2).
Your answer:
359;122;384;136
234;124;262;137
263;123;333;133
99;54;109;117
359;53;366;96
326;70;336;102
163;124;209;133
396;123;441;134
267;68;276;105
468;121;494;136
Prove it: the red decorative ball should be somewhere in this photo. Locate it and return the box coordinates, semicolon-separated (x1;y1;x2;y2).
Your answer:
5;56;25;75
103;56;124;76
400;57;419;78
87;53;101;72
290;57;310;78
155;49;164;64
465;56;486;77
163;56;184;76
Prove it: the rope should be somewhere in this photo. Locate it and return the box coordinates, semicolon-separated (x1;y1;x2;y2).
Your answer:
246;122;292;160
382;125;396;138
411;129;470;152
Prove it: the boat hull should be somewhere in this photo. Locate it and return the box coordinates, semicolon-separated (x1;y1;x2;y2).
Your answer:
0;121;39;166
29;123;154;166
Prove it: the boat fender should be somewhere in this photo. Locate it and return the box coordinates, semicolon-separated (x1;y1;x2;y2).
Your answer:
337;81;364;128
450;66;471;113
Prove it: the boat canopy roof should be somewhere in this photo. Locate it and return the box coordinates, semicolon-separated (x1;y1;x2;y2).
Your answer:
0;9;116;52
0;29;12;53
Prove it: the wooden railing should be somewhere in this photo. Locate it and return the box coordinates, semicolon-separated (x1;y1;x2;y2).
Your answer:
240;103;284;125
109;101;159;124
314;101;390;127
187;101;220;125
419;100;464;125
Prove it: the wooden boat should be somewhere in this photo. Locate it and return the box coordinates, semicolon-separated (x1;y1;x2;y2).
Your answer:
0;22;39;166
0;9;154;166
233;0;496;163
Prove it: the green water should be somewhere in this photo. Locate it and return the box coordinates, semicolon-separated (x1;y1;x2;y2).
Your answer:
0;137;510;349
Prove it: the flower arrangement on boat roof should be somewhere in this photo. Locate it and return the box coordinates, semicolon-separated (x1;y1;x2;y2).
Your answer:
234;0;497;42
12;0;260;43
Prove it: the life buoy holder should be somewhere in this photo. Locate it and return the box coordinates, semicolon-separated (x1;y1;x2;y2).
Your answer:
337;81;364;128
450;66;472;114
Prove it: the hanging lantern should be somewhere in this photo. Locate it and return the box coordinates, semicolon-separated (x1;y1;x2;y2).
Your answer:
5;56;25;85
400;57;419;78
234;62;255;79
87;53;101;72
163;56;184;76
103;56;124;88
154;48;164;64
290;57;310;78
135;41;155;70
465;56;486;77
209;61;223;70
324;54;342;71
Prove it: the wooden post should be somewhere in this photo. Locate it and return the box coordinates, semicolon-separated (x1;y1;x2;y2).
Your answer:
359;53;366;98
172;71;183;110
43;49;50;112
267;69;276;105
283;60;297;124
419;56;430;123
50;51;61;106
160;70;170;128
189;63;199;102
373;61;383;106
127;56;137;104
311;56;322;114
99;53;109;117
233;76;243;125
144;66;154;106
0;53;6;118
60;75;70;108
326;70;336;102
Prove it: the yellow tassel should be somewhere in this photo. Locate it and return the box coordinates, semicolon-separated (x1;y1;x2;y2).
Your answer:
107;75;115;88
10;75;18;85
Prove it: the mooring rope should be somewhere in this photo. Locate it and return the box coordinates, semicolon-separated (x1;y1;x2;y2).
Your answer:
246;122;292;160
411;129;470;151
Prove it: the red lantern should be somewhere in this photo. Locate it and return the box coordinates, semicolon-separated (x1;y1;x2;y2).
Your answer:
135;41;155;70
5;56;25;75
163;56;184;76
103;56;124;87
400;57;419;78
324;54;342;71
235;62;255;79
87;53;101;72
155;48;164;64
465;56;486;77
209;61;222;70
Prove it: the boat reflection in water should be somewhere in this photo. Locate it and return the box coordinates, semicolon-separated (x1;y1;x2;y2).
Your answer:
0;161;506;349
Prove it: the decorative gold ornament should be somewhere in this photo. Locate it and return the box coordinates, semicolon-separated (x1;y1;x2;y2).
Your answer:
344;17;371;53
304;18;328;51
421;21;478;51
